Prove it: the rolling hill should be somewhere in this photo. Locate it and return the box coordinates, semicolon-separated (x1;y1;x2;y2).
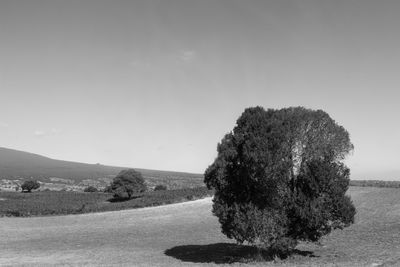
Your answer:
0;147;204;189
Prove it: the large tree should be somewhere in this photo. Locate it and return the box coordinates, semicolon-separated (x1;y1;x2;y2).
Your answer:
204;106;355;255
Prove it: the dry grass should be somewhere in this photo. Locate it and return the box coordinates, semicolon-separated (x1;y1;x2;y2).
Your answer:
0;186;399;266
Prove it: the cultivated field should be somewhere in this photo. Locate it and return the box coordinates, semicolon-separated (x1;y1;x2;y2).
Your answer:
1;186;399;266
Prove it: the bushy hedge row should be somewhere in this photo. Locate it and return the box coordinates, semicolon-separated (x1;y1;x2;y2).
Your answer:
0;186;213;217
350;180;400;188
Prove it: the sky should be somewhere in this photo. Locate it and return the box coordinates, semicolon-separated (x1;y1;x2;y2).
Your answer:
0;0;400;179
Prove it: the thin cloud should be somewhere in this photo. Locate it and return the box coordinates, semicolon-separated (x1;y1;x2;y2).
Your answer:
34;130;46;137
50;128;61;134
179;50;196;62
33;128;62;137
0;122;9;128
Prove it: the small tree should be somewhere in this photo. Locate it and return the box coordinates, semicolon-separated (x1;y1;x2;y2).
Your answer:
84;186;98;192
204;106;355;256
21;180;40;193
154;184;167;191
111;169;147;199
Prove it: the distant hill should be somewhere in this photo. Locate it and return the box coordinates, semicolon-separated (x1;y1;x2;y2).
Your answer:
0;147;204;189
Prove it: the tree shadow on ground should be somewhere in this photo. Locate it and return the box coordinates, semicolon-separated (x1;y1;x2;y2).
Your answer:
164;243;316;264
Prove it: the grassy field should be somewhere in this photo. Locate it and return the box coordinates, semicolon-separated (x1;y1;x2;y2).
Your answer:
1;186;400;266
0;187;213;217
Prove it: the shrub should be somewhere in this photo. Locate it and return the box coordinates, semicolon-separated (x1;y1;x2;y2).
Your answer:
21;180;40;193
111;169;147;200
103;185;113;193
154;184;167;191
204;106;356;256
84;186;98;192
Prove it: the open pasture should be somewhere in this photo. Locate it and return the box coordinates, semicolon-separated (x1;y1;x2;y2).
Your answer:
1;186;400;266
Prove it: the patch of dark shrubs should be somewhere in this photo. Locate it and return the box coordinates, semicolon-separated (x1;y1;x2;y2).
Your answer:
21;180;40;192
84;186;98;192
4;210;25;217
103;185;113;193
350;180;400;188
154;184;167;191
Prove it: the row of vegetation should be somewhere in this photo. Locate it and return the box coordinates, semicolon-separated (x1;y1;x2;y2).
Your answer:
350;180;400;188
0;186;212;217
9;169;173;194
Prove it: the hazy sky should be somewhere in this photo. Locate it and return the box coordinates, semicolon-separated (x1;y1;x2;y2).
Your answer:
1;0;400;179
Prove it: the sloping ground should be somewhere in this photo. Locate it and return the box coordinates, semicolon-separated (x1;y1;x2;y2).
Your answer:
1;187;400;266
288;186;400;267
0;147;204;189
0;147;124;180
0;198;225;267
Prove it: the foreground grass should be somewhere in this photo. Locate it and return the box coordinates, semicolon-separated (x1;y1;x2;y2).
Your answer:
0;187;213;217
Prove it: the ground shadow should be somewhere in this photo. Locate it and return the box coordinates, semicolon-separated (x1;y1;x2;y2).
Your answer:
164;243;316;264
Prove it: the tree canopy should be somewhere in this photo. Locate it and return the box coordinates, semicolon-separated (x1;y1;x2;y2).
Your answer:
204;106;355;254
111;169;147;199
21;180;40;193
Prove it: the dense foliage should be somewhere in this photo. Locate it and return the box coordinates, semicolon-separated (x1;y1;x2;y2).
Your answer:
21;180;40;192
0;187;213;217
111;169;147;199
84;186;98;192
154;184;168;191
103;185;113;193
204;106;355;254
